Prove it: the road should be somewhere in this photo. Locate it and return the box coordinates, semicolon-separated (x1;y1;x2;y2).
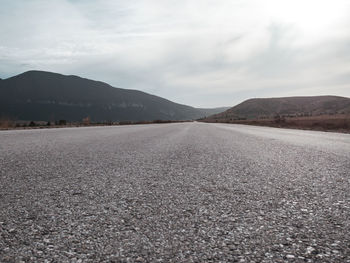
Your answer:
0;122;349;262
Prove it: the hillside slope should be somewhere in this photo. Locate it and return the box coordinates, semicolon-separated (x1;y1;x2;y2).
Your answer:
0;71;226;122
204;96;350;121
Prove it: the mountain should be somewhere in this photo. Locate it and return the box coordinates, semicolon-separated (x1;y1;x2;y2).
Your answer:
0;71;227;122
203;96;350;121
197;107;230;118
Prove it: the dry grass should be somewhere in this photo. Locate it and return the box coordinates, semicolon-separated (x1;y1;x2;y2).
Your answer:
0;118;16;129
0;119;192;130
202;114;350;133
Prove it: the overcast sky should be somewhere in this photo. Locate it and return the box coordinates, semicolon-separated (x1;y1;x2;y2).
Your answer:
1;0;350;107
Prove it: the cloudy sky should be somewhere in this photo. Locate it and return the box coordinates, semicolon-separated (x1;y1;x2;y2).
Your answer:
1;0;350;107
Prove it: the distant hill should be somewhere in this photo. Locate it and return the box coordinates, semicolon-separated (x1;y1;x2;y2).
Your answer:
197;107;230;118
203;96;350;121
0;71;227;122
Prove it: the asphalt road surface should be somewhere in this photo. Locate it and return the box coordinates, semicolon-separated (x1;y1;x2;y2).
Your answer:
1;123;349;262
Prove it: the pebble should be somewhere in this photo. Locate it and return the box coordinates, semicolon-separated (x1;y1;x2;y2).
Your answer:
0;123;349;262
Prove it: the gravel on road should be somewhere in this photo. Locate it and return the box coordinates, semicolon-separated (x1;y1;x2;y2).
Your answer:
0;122;349;262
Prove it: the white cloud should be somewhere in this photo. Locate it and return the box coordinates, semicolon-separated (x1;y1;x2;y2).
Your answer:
1;0;350;107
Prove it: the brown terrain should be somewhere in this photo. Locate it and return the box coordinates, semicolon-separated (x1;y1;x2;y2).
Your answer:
200;96;350;133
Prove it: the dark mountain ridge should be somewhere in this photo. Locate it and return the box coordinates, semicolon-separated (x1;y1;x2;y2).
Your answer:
204;96;350;121
0;71;226;122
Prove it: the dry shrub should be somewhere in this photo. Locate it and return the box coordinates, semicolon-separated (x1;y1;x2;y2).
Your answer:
0;118;15;129
285;115;350;131
83;116;91;125
203;114;350;133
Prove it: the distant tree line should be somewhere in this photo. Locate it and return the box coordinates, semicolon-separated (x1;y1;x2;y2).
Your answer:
0;116;191;129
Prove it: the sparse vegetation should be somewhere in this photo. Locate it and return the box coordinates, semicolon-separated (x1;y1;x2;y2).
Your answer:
29;121;36;127
200;96;350;133
0;119;192;130
0;117;15;129
82;116;90;125
201;114;350;133
58;120;67;125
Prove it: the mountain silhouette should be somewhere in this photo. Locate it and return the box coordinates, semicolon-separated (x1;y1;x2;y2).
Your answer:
0;71;227;122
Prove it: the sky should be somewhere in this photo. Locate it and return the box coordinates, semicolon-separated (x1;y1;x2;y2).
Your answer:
1;0;350;107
